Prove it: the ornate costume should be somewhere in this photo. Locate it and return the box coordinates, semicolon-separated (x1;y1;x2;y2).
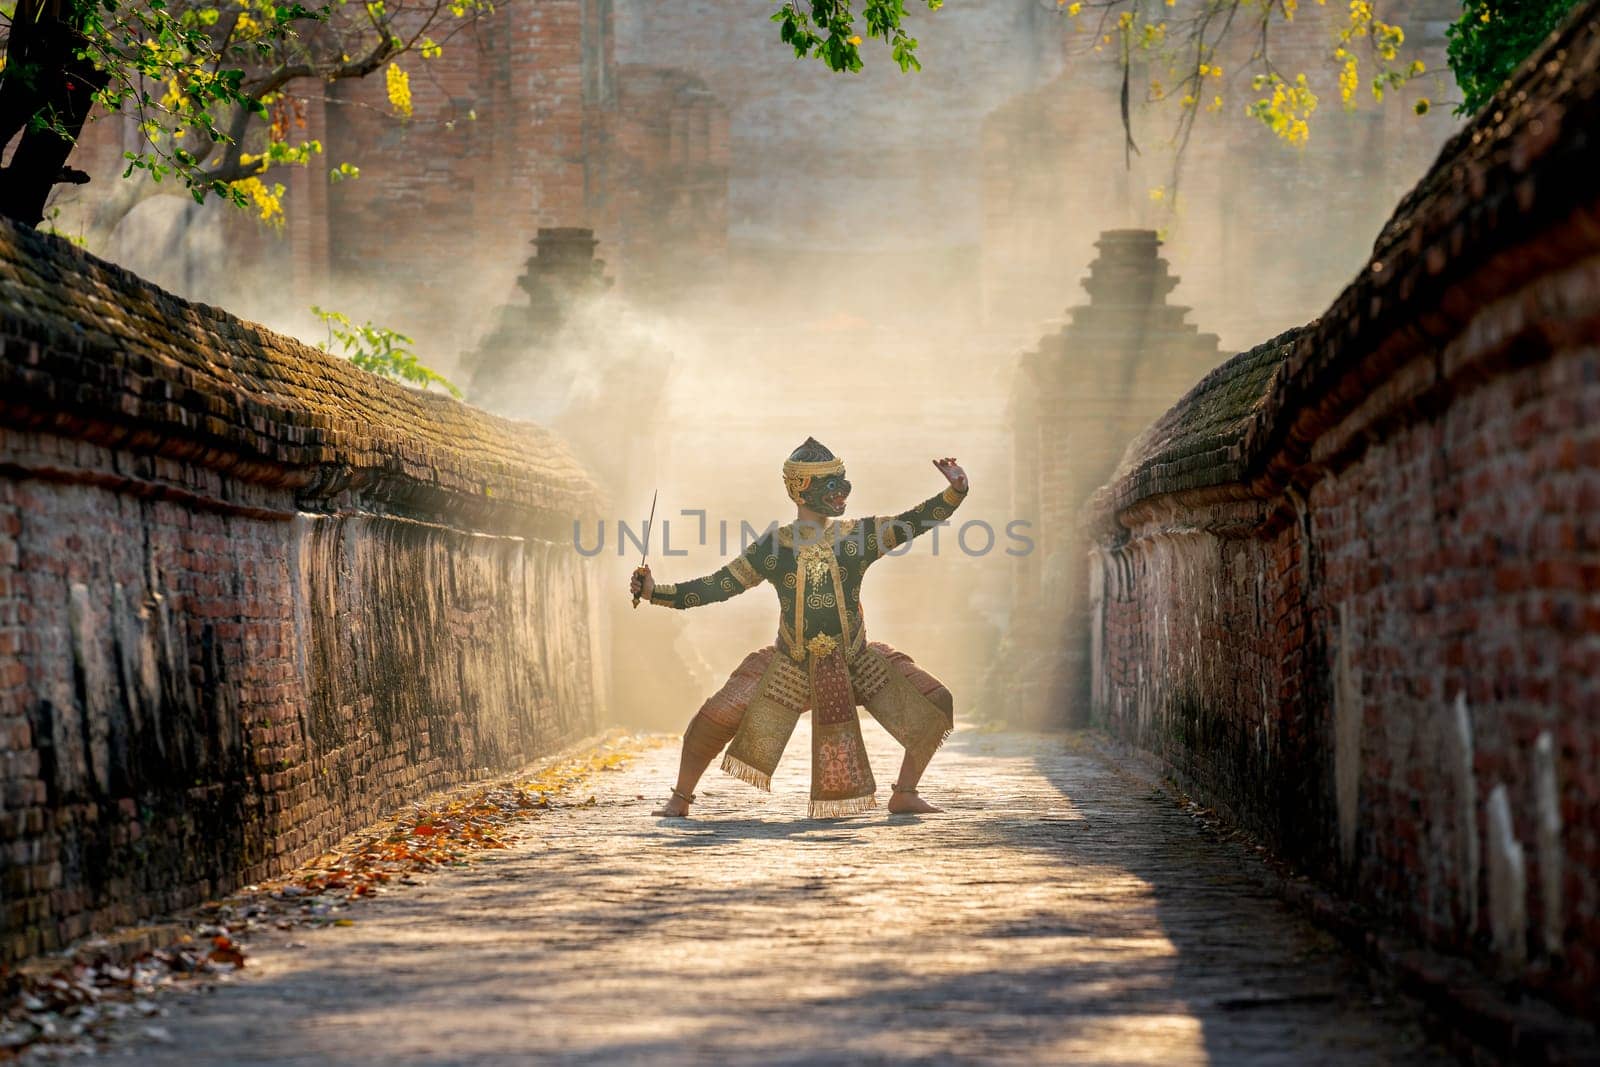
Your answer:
648;439;966;816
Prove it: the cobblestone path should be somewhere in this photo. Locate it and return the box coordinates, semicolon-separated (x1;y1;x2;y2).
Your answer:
100;726;1445;1065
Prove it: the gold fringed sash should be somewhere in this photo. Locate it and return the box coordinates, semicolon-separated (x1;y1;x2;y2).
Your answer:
720;638;946;818
853;644;952;768
722;652;805;791
808;640;875;818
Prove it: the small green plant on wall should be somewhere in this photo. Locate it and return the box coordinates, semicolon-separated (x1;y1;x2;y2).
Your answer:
311;305;461;398
1447;0;1584;114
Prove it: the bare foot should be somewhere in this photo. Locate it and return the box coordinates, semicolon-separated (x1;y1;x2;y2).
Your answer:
887;791;942;815
652;794;692;818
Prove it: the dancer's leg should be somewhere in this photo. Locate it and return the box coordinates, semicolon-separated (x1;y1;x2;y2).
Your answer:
887;745;943;814
652;712;737;816
652;647;775;817
867;642;954;815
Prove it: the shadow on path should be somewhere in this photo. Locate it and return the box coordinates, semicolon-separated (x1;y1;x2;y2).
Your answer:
89;726;1446;1066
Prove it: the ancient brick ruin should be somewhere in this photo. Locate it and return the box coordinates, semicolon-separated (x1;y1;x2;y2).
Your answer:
0;219;607;963
61;0;731;361
998;230;1218;727
464;227;613;402
1086;5;1600;1017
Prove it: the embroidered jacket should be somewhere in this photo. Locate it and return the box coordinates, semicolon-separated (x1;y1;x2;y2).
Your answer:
650;484;967;662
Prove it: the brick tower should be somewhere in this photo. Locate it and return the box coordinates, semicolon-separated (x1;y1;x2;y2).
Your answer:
998;229;1220;727
463;227;613;403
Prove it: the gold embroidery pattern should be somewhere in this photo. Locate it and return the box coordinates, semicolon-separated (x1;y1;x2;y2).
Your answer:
792;585;807;660
650;582;677;606
848;644;891;700
790;523;831;657
764;519;865;662
878;519;911;555
797;542;832;587
815;731;866;794
729;556;762;589
826;550;851;647
683;591;703;606
777;520;840;550
807;632;838;659
941;485;966;507
783;620;864;662
765;655;810;710
722;696;801;792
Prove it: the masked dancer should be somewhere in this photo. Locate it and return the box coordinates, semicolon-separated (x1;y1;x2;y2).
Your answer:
629;438;968;818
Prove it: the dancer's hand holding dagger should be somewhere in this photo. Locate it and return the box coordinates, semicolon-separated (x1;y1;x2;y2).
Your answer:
629;490;658;608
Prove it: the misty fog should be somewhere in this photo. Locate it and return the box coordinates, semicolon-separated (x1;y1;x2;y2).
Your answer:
49;0;1460;730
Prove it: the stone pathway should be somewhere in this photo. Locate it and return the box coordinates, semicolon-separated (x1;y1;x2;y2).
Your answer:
91;724;1446;1065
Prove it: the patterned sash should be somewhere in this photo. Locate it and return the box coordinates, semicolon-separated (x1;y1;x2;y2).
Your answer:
720;636;950;818
806;637;876;817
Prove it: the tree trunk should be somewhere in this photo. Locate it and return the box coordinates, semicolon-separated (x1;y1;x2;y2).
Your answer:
0;0;108;228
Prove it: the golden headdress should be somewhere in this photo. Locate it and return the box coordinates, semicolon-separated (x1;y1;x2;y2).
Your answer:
782;437;844;504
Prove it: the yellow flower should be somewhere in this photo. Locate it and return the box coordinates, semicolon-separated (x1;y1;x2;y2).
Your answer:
385;63;413;119
1339;55;1359;107
1247;71;1318;147
847;34;862;45
231;177;286;228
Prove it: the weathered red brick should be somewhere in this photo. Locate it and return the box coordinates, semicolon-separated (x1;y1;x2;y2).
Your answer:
1084;2;1600;1022
0;208;610;966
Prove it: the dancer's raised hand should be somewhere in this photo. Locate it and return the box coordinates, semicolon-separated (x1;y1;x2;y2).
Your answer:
933;457;968;493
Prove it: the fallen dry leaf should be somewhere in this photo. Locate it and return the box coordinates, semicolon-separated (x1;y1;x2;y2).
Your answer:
207;937;246;969
0;732;661;1062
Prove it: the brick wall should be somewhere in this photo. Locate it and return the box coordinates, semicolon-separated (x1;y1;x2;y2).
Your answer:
303;0;617;356
1086;6;1600;1017
608;65;730;306
0;218;607;963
